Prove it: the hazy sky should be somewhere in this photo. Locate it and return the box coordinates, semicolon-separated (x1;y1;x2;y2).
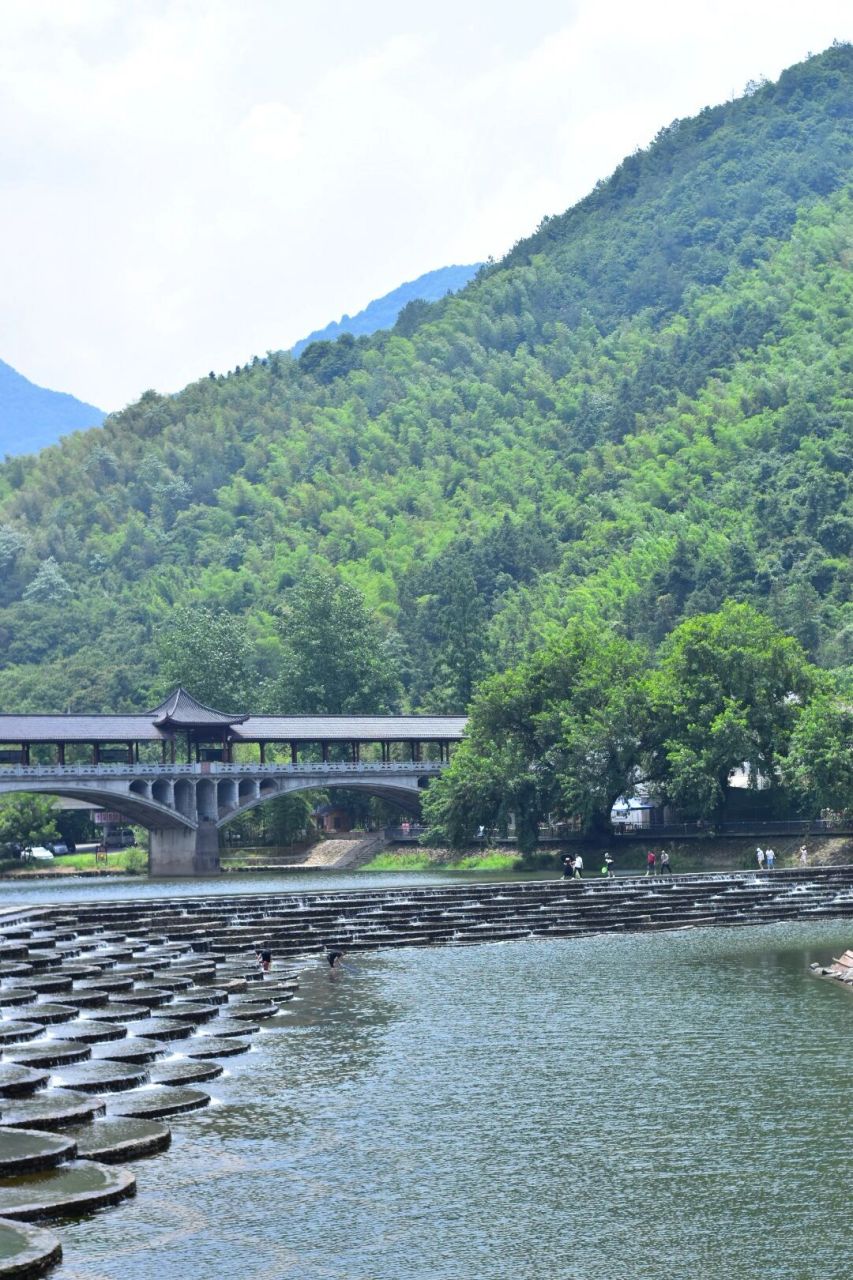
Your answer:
0;1;848;410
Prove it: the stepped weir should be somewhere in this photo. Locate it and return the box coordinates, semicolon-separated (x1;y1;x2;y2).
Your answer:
1;866;851;1273
17;866;853;958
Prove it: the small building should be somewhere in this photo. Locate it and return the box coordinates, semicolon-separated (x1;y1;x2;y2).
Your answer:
314;804;353;834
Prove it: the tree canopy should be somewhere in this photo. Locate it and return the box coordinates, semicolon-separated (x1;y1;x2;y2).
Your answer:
424;603;841;844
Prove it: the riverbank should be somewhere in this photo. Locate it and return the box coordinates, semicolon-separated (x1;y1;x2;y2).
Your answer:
362;835;853;874
0;848;147;878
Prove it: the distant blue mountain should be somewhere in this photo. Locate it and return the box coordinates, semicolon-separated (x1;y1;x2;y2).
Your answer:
0;359;104;458
291;263;481;357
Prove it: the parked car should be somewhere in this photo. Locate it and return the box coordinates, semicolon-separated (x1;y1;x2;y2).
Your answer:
21;846;55;860
105;829;136;850
49;841;69;855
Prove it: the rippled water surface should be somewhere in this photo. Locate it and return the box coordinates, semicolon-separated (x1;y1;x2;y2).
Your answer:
42;919;851;1280
0;869;523;906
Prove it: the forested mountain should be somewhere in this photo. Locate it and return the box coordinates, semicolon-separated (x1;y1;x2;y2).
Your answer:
0;45;850;715
290;264;481;356
0;360;104;458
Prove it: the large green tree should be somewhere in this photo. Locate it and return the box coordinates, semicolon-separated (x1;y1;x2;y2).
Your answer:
649;601;816;817
783;693;853;813
423;623;652;847
275;571;402;713
155;605;256;710
0;793;59;855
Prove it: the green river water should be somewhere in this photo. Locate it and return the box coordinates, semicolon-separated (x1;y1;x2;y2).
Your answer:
4;876;851;1279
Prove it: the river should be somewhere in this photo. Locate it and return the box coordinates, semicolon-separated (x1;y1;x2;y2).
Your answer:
6;878;851;1279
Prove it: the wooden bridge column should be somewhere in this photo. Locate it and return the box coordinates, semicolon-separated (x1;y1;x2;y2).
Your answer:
57;743;65;766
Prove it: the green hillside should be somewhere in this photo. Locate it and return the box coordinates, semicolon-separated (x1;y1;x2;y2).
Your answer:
0;44;850;714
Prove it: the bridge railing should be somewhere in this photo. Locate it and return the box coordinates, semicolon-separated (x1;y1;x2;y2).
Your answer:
0;761;445;778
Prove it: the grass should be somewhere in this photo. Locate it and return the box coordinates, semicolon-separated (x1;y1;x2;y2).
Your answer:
361;848;523;872
9;847;148;875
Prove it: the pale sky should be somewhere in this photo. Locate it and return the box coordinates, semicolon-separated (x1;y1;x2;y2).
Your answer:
0;0;848;410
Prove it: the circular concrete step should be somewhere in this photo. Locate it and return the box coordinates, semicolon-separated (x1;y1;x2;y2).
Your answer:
0;1065;50;1099
91;1038;167;1065
63;1117;170;1163
166;1036;249;1059
6;1004;80;1026
4;1042;92;1070
0;1023;45;1046
0;1089;105;1132
0;1161;135;1221
108;1086;210;1119
50;1060;149;1094
0;1130;76;1176
197;1020;259;1037
0;1216;63;1277
147;1059;222;1086
46;1021;126;1044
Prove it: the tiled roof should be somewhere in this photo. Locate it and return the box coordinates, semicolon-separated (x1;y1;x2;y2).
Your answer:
0;707;467;743
234;715;467;741
0;715;163;742
148;688;248;726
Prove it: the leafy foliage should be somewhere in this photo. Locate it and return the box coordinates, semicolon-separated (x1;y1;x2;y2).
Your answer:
0;793;59;854
425;604;838;842
275;571;402;713
649;602;816;816
423;623;652;845
155;605;255;710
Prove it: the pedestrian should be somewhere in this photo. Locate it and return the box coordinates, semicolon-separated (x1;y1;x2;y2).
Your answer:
604;851;615;881
645;849;657;877
255;947;272;973
799;845;808;867
756;847;765;872
573;854;584;880
327;949;345;974
765;847;776;871
659;849;673;877
562;853;574;879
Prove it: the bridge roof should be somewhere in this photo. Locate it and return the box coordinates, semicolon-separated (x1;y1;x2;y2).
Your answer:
234;715;467;742
0;711;467;743
0;715;163;742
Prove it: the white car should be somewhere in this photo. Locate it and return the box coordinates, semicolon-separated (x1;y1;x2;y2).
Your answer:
21;846;55;860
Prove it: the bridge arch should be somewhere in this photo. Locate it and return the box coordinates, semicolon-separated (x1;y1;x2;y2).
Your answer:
215;776;421;831
0;778;192;830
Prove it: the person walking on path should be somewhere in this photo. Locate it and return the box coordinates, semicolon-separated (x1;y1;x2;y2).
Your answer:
765;847;776;870
645;849;657;877
562;853;574;879
573;854;584;880
799;845;809;867
756;847;765;872
659;849;673;877
603;852;615;881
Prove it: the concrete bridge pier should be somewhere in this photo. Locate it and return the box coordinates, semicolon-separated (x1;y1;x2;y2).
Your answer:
149;821;220;877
